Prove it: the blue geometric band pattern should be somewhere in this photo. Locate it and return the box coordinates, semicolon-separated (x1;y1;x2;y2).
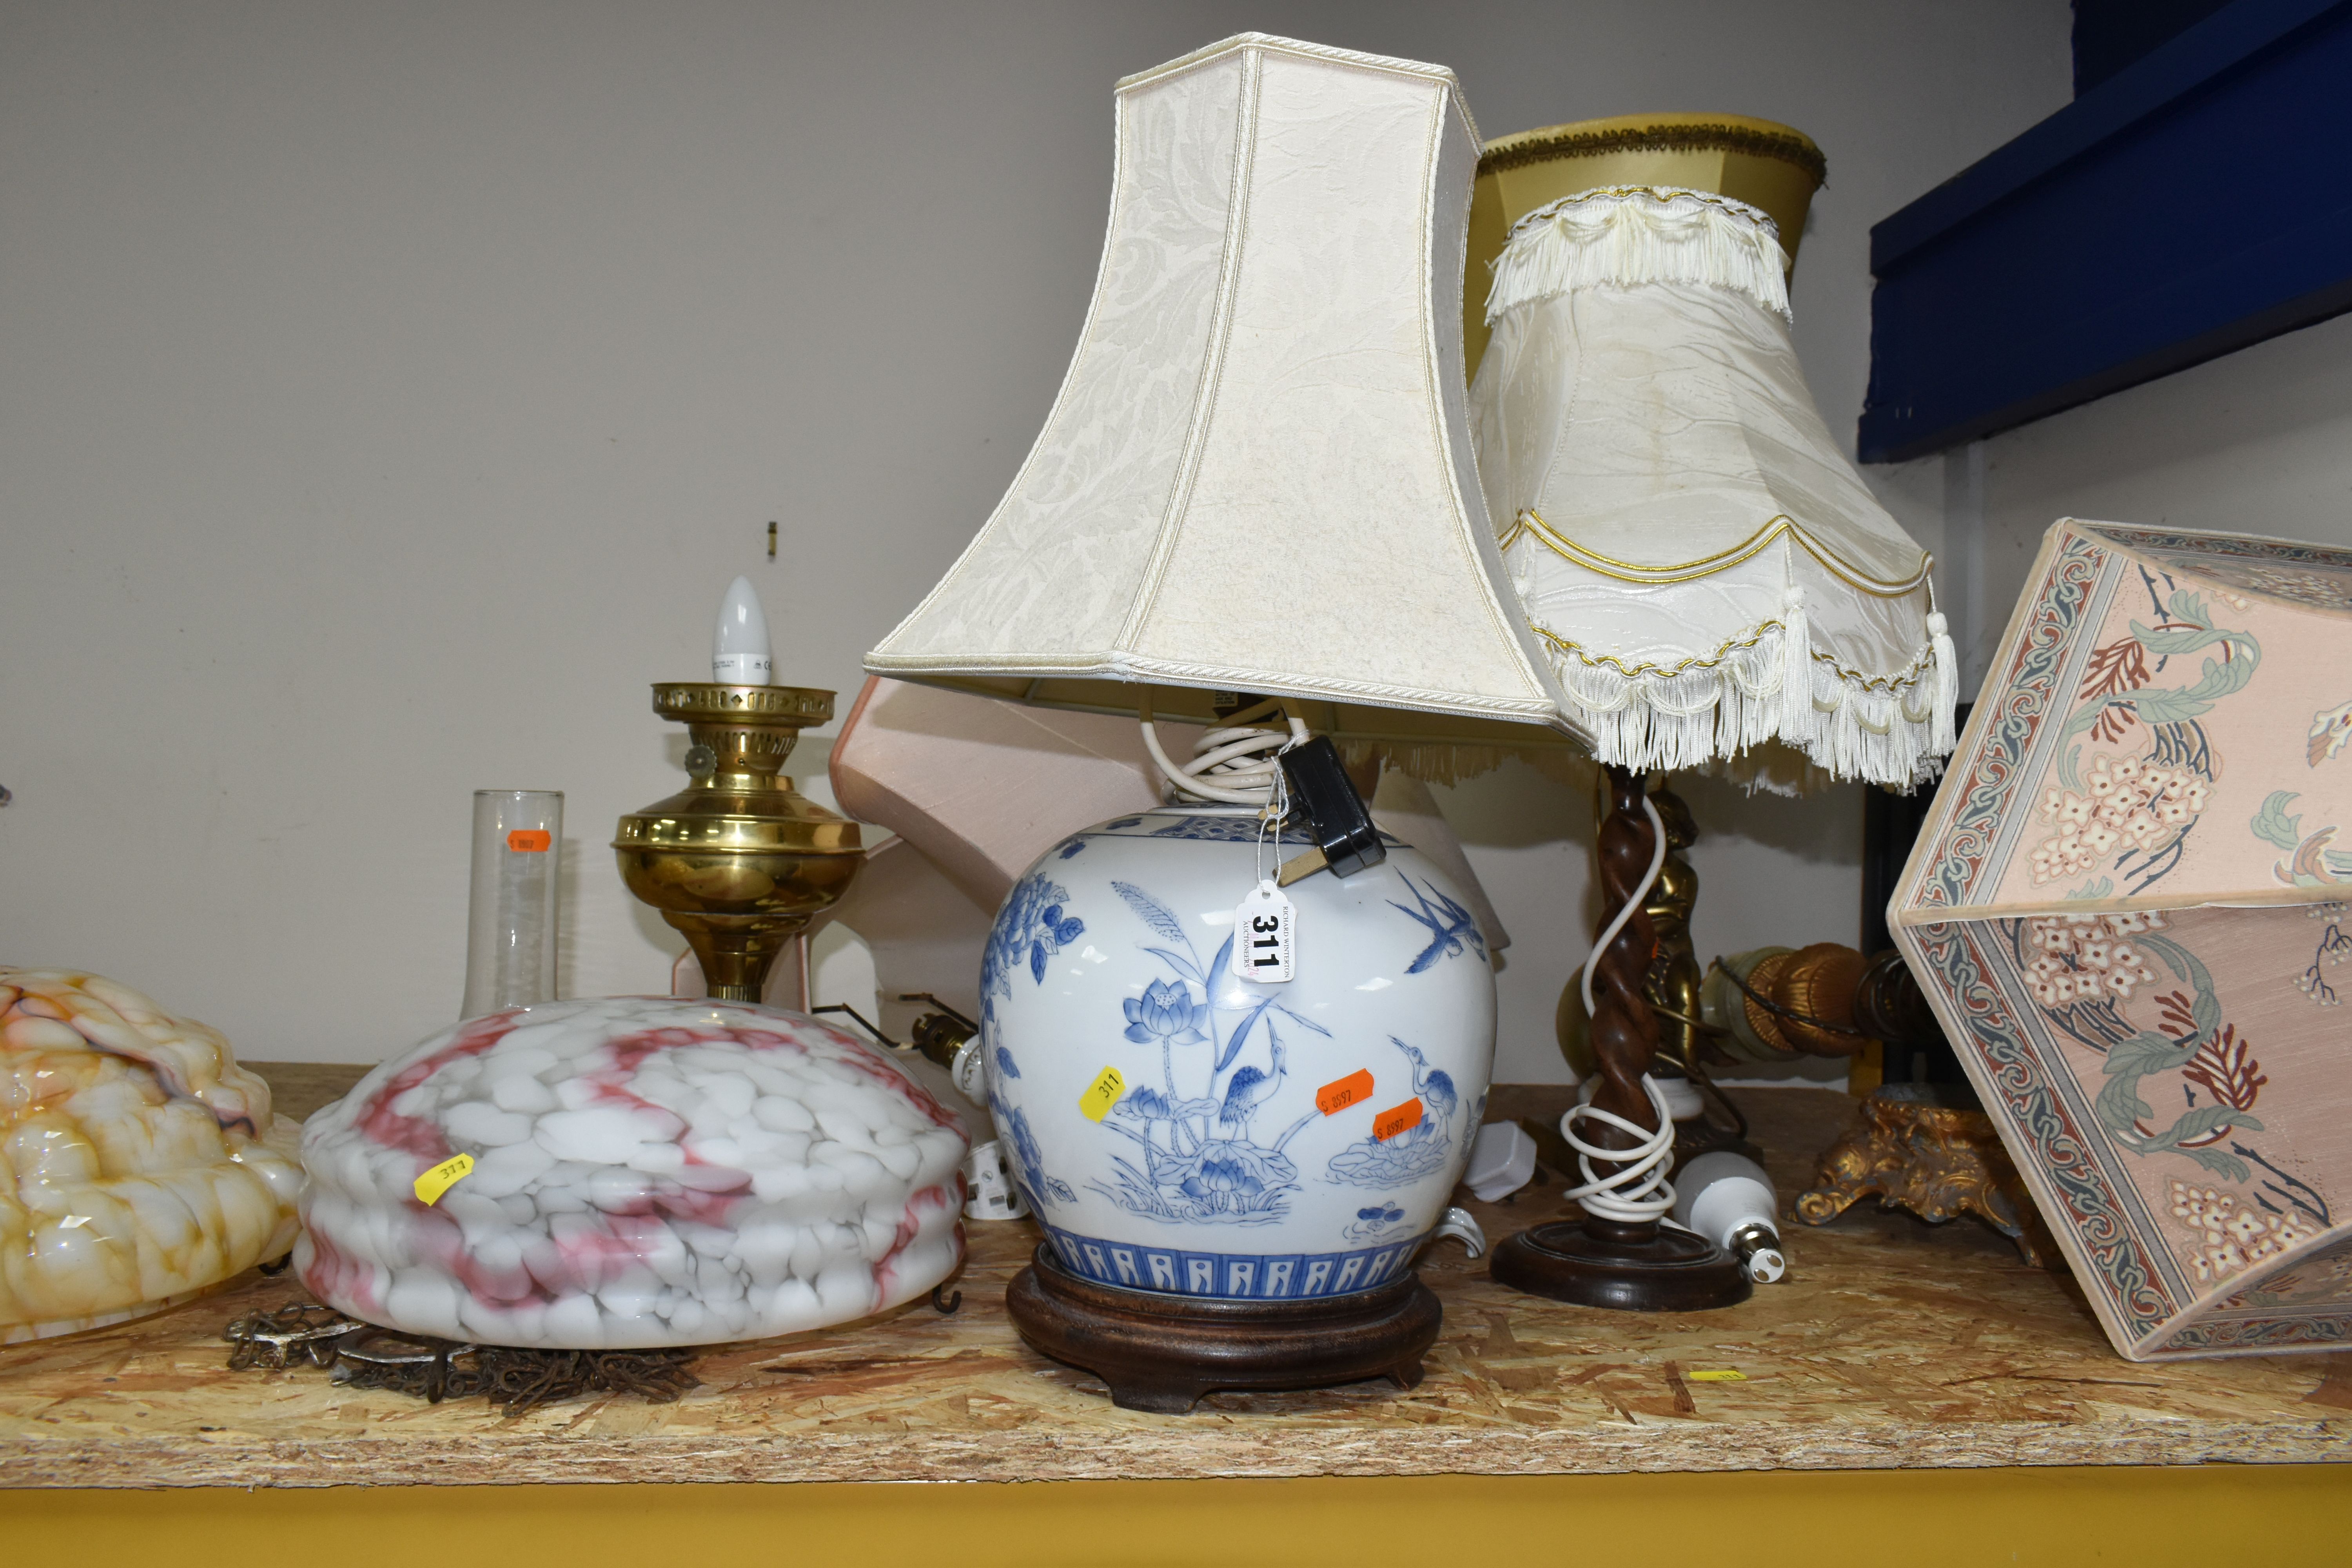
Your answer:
1922;528;2107;912
1041;1221;1428;1300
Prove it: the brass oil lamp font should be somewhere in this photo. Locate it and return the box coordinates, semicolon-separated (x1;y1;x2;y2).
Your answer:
613;681;862;1002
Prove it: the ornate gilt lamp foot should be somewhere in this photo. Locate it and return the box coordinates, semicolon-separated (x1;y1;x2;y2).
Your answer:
1795;1083;2053;1267
614;682;863;1001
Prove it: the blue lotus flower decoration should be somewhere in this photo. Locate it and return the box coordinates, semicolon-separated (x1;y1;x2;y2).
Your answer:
1171;1141;1296;1214
1123;978;1209;1046
1118;1084;1175;1120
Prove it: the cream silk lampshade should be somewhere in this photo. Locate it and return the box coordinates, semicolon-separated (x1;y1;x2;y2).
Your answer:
1468;130;1956;793
865;34;1582;764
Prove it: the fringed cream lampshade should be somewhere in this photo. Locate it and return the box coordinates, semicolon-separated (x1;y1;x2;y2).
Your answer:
1462;112;1828;381
866;33;1582;769
1469;158;1955;790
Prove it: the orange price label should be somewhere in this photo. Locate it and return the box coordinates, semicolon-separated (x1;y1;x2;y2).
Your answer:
506;829;552;853
1316;1069;1374;1117
1371;1098;1423;1142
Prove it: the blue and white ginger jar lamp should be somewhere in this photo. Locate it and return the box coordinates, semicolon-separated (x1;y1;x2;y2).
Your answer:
976;771;1493;1301
859;33;1593;1314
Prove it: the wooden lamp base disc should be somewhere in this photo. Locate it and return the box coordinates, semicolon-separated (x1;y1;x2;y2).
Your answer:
1005;1244;1441;1414
1490;1221;1753;1312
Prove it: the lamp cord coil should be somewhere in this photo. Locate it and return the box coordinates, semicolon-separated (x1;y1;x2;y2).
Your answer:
1138;693;1307;806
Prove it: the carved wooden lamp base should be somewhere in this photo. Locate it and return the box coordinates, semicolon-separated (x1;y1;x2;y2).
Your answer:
1490;1220;1751;1312
1005;1244;1441;1414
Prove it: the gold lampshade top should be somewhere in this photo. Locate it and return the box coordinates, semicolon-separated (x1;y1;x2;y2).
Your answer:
1464;112;1826;379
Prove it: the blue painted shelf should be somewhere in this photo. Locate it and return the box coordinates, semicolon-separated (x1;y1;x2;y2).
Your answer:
1859;0;2352;463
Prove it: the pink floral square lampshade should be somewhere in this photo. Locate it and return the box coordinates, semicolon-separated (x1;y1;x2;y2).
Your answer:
1894;519;2352;1361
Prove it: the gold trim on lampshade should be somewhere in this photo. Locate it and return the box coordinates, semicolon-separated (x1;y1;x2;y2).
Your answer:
1499;510;1932;596
1464;112;1826;379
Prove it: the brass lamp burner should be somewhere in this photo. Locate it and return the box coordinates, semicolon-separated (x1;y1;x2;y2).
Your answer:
613;683;863;1002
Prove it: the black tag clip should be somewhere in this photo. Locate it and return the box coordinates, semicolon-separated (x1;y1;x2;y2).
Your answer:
1274;736;1385;884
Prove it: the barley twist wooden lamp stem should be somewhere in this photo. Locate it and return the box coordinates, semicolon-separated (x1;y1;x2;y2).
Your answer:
1588;764;1664;1221
1490;766;1753;1310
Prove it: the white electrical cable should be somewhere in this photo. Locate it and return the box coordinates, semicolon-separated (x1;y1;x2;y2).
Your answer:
1580;791;1669;1019
1561;1076;1679;1223
1139;692;1308;804
1564;789;1678;1224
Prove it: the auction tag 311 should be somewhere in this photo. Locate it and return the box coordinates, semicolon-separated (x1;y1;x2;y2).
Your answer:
1230;880;1296;983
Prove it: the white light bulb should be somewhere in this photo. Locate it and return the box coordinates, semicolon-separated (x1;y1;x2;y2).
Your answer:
1672;1151;1788;1284
712;576;773;685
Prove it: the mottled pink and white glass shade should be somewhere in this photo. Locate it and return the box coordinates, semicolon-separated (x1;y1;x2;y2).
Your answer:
297;997;969;1348
2;970;304;1344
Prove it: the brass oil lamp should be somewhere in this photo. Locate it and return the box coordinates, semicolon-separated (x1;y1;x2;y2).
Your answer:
614;680;862;1002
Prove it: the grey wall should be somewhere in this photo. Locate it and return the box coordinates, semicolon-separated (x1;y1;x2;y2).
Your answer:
0;1;2073;1069
1954;312;2352;678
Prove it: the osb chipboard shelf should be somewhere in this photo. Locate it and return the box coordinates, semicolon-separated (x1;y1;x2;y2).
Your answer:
2;1072;2345;1488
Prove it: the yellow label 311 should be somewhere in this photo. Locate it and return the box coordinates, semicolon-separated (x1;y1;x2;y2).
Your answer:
412;1152;475;1206
1078;1065;1125;1123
